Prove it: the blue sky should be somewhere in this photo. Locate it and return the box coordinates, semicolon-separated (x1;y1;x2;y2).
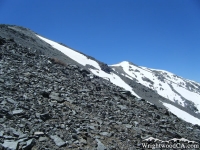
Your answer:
0;0;200;82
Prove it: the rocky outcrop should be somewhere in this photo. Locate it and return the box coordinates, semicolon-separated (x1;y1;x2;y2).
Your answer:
0;35;199;149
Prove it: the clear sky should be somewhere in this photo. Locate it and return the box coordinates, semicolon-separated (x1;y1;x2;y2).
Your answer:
0;0;200;82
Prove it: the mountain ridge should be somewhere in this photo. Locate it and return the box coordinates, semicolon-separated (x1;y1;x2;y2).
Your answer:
110;61;200;118
35;29;200;124
111;60;200;93
0;24;200;149
1;24;199;124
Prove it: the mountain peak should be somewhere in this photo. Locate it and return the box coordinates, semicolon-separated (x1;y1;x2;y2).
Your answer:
111;60;138;67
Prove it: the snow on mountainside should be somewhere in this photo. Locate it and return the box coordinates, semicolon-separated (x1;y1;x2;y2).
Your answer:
111;61;200;113
111;61;200;125
36;35;140;98
2;24;200;149
36;34;200;125
163;103;200;125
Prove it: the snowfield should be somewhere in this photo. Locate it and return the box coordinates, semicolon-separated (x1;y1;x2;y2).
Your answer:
36;35;101;70
163;103;200;125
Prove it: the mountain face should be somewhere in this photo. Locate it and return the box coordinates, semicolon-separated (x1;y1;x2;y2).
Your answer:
35;28;200;125
110;62;200;122
0;24;200;149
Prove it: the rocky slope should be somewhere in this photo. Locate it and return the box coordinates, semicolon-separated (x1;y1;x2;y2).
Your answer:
0;25;200;149
35;30;200;125
1;24;200;126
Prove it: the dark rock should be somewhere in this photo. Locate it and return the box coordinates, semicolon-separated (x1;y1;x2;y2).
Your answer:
50;135;66;147
40;112;51;121
62;69;69;76
80;68;90;74
22;138;35;150
119;90;132;96
0;107;9;114
72;133;79;140
98;62;113;74
0;144;3;150
193;124;200;130
0;37;6;45
41;91;50;98
166;130;182;138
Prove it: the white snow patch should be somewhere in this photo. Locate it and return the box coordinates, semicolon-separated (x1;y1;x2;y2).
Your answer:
90;68;140;98
125;74;133;80
172;84;200;112
36;35;101;70
112;61;185;105
163;103;200;125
